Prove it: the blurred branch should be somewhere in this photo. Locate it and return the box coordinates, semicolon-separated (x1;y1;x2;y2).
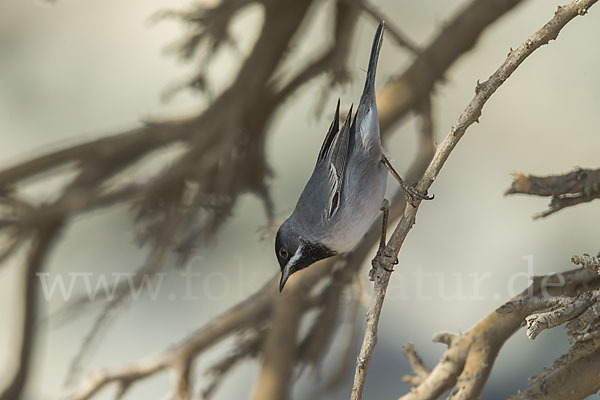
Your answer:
65;278;276;400
509;348;600;400
505;168;600;218
378;0;527;133
352;1;598;398
0;221;64;400
401;344;431;386
358;0;420;54
65;25;439;400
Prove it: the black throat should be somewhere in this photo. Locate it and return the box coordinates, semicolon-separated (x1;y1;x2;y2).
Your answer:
294;240;336;271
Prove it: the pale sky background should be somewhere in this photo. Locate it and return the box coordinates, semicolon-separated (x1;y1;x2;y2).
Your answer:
0;0;599;399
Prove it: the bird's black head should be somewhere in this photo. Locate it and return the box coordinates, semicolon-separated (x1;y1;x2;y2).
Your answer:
275;221;336;292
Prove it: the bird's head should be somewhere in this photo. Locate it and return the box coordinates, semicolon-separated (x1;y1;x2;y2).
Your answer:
275;219;335;292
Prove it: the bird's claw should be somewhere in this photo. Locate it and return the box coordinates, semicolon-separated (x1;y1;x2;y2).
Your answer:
403;184;433;207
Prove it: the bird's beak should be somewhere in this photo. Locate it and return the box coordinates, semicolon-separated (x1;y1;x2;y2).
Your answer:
279;264;291;292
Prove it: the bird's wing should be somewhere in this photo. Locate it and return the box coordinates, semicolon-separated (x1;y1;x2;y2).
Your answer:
317;103;352;220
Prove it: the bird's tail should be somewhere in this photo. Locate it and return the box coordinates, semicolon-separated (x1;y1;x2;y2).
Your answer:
362;21;385;95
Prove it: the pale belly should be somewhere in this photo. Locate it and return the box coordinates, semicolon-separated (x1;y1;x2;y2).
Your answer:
323;160;387;253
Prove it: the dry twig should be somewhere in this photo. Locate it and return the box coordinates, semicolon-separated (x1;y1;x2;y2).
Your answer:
505;168;600;218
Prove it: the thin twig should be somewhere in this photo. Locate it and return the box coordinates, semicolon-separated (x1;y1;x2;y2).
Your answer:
402;344;430;386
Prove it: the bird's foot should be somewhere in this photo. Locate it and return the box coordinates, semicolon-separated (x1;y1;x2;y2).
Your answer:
382;156;434;207
402;183;434;207
369;250;398;281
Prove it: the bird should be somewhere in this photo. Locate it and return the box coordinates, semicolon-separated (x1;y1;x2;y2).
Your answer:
275;21;431;292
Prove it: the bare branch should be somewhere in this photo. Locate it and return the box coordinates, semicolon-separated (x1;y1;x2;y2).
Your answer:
65;278;276;400
572;253;600;275
505;168;600;218
0;221;64;400
402;344;431;386
567;302;600;334
525;291;597;340
351;1;599;398
510;349;600;400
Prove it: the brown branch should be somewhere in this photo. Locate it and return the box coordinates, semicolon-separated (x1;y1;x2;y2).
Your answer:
396;268;600;400
402;344;431;386
65;278;276;400
507;255;600;394
0;221;64;400
525;291;597;340
351;1;599;398
268;0;361;120
505;168;600;218
358;0;420;54
251;279;304;400
509;348;600;400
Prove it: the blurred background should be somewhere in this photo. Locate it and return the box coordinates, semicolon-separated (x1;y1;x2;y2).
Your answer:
0;0;599;399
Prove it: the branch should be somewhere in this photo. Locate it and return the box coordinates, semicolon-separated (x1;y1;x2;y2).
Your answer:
503;255;600;397
396;268;599;400
358;0;420;54
377;0;527;133
401;344;431;386
0;221;64;400
571;253;600;275
509;348;600;400
65;278;276;400
351;1;599;398
505;168;600;218
525;290;597;339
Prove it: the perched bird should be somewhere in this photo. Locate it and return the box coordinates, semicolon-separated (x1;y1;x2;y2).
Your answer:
275;21;430;292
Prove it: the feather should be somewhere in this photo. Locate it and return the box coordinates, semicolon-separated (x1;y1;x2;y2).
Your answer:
325;106;352;220
318;99;340;162
352;21;384;150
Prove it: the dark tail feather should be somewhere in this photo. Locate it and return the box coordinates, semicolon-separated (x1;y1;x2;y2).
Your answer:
363;21;385;95
318;99;341;161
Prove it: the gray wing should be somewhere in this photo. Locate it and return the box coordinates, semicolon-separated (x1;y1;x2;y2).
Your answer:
320;105;352;219
294;101;352;229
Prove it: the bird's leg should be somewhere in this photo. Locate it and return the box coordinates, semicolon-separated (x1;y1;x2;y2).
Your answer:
382;155;433;207
378;199;389;251
370;200;395;280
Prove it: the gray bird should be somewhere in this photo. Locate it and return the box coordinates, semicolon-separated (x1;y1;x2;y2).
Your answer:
276;21;429;291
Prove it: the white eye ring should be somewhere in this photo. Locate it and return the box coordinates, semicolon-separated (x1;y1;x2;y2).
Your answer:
279;248;288;258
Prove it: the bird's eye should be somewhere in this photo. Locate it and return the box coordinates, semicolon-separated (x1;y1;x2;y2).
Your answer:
279;248;288;258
